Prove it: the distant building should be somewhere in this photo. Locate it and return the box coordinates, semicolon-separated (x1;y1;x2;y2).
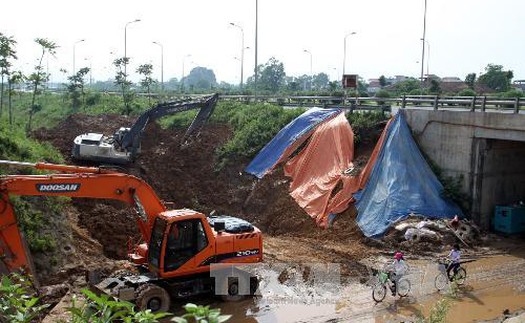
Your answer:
367;78;381;93
389;75;408;84
441;77;462;83
512;80;525;92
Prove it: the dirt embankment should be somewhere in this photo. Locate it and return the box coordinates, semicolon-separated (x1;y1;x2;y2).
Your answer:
31;113;385;282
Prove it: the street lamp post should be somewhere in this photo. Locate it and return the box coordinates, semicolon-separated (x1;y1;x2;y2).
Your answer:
72;39;85;76
152;41;164;92
124;19;141;78
421;38;430;78
229;23;245;90
342;31;356;77
303;49;312;90
181;54;192;93
420;0;427;94
254;0;258;99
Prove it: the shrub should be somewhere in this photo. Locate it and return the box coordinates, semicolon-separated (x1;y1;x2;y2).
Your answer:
213;102;304;166
346;110;389;145
173;303;231;323
67;289;170;323
499;89;523;98
11;196;58;252
66;290;230;323
0;273;48;323
0;120;62;165
374;89;391;106
85;92;102;106
457;88;477;96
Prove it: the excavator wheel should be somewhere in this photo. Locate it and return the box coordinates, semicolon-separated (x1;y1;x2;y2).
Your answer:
135;283;171;313
220;275;259;301
221;277;243;302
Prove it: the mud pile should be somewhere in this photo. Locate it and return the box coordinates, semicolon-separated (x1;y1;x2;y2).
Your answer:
32;113;383;269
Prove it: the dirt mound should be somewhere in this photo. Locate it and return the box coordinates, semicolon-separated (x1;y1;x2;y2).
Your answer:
31;113;381;272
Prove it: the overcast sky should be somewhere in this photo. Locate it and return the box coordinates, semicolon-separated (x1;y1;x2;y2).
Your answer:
2;0;524;84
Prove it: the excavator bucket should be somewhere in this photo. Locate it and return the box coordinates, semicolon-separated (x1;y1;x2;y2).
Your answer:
181;93;219;145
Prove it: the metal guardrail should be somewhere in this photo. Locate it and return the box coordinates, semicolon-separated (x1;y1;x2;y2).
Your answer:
220;95;525;114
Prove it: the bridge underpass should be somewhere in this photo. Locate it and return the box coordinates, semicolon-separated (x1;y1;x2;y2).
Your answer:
404;109;525;231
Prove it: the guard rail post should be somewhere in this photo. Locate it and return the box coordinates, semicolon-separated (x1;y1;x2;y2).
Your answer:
481;96;486;112
433;95;439;110
402;95;406;109
514;97;520;114
470;96;476;112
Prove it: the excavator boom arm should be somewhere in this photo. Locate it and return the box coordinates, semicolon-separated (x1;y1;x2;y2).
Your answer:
0;160;167;275
122;94;219;155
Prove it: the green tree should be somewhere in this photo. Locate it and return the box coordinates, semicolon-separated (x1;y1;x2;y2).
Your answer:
358;79;368;96
429;79;441;94
257;57;286;93
285;76;301;92
379;75;387;87
0;33;18;120
184;67;217;91
295;74;310;92
113;57;134;115
67;67;90;111
27;38;57;132
465;73;476;89
312;72;329;91
391;78;420;95
137;63;156;105
328;80;340;92
478;64;513;92
8;71;24;125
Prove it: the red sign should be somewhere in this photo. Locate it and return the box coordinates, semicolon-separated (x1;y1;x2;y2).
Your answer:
342;74;358;89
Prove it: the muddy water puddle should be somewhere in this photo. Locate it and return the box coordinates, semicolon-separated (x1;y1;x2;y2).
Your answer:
174;254;525;322
374;254;525;322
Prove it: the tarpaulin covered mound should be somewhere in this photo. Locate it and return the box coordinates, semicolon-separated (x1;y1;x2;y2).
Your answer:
354;110;463;237
246;108;356;225
246;108;342;178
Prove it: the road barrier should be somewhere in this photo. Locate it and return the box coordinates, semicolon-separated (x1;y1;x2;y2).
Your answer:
219;94;525;114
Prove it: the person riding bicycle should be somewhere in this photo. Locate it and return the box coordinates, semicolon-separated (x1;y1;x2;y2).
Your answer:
384;251;408;296
447;243;461;281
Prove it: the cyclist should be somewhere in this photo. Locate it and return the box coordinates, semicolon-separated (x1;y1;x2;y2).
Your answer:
447;243;461;281
385;251;408;296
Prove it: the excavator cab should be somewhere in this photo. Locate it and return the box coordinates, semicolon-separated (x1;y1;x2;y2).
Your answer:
149;217;210;274
112;127;139;153
144;210;262;279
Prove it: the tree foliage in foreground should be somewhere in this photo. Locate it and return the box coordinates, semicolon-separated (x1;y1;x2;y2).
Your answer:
27;38;57;132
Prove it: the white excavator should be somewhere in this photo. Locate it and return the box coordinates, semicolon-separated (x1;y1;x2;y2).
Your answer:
72;94;219;164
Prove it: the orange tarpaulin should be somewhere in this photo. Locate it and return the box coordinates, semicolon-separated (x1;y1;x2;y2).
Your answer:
280;112;393;227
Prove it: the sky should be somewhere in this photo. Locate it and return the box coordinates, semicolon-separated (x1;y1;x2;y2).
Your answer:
2;0;524;85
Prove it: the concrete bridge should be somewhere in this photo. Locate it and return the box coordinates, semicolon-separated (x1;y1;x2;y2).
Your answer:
404;110;525;230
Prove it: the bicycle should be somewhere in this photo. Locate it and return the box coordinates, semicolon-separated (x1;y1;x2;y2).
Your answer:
434;258;467;291
372;270;411;302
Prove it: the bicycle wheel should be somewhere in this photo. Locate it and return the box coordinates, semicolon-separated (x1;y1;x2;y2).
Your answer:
372;283;387;302
434;273;448;291
397;279;411;297
454;267;467;285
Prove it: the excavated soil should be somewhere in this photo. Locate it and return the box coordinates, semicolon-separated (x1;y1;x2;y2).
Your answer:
31;113;385;282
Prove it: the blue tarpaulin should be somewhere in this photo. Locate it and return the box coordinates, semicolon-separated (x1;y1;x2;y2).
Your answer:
245;107;342;178
355;110;463;238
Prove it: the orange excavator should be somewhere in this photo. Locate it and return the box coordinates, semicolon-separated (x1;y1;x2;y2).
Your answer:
0;160;262;311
